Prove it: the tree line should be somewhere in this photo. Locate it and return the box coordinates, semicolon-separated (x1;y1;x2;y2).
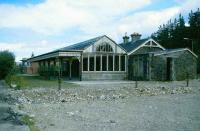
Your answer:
151;8;200;73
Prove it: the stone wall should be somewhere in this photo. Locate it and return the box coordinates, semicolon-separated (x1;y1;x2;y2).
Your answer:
128;54;149;80
151;56;167;81
173;51;197;80
151;50;197;81
128;47;163;80
82;72;126;80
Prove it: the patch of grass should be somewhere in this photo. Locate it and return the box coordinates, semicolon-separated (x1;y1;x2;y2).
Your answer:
17;75;78;89
5;74;27;89
21;115;39;131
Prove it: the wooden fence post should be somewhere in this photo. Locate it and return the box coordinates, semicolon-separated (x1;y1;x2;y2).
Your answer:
57;57;61;91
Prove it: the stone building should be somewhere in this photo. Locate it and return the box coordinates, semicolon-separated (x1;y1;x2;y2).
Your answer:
27;33;197;81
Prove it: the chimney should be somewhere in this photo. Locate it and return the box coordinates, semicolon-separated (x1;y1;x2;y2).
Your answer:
130;32;141;43
123;33;130;44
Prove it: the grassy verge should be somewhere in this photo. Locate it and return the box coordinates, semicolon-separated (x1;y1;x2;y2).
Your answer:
21;115;39;131
16;75;78;89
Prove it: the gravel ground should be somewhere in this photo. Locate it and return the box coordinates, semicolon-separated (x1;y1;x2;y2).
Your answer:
5;79;200;104
22;94;200;131
0;81;29;131
1;79;200;131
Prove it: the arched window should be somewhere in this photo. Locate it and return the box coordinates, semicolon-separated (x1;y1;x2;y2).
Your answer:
96;43;113;52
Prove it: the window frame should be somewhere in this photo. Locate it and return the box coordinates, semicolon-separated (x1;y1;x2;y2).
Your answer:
96;42;113;52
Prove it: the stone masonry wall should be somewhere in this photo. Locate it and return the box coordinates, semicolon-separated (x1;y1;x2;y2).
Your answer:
173;51;197;80
151;56;166;81
128;47;164;80
151;50;197;81
128;54;148;80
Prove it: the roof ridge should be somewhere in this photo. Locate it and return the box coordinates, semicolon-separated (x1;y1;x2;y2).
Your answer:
119;38;149;45
58;35;105;51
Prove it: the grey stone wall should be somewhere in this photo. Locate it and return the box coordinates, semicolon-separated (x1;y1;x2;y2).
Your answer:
151;50;197;81
128;47;163;80
151;56;167;81
82;72;126;80
173;51;197;80
128;54;149;80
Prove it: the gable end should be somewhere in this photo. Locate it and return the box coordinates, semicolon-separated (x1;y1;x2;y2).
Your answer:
127;38;165;55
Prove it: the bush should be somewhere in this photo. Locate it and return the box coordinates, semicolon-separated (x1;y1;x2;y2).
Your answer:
21;115;38;131
0;50;15;79
38;65;59;79
5;75;27;89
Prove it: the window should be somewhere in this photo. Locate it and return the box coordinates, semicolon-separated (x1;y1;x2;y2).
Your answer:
83;57;88;71
121;55;125;71
108;56;113;71
96;42;113;52
96;56;100;71
102;56;107;71
89;57;94;71
115;55;119;71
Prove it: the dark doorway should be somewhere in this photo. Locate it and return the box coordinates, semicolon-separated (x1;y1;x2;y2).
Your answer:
166;57;172;81
71;59;80;79
63;59;80;80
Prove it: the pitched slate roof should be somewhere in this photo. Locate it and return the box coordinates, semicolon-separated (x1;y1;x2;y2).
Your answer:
149;48;185;55
119;38;149;52
150;48;198;57
58;35;104;51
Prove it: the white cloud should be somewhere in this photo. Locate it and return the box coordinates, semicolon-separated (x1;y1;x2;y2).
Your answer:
111;0;200;42
175;0;200;12
115;7;180;39
0;0;151;35
0;41;66;61
0;0;199;37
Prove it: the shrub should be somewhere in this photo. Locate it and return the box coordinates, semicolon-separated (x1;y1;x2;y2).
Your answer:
21;115;39;131
0;50;15;79
38;65;60;79
5;74;27;89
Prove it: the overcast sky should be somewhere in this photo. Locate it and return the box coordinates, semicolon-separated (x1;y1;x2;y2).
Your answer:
0;0;199;61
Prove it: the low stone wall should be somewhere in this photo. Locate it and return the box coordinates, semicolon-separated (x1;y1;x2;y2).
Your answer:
82;72;127;80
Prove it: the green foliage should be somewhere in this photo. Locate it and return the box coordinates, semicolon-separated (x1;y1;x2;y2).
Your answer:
10;64;23;75
152;8;200;73
0;50;15;79
21;115;39;131
16;75;77;89
21;115;35;126
5;74;27;89
38;65;59;79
